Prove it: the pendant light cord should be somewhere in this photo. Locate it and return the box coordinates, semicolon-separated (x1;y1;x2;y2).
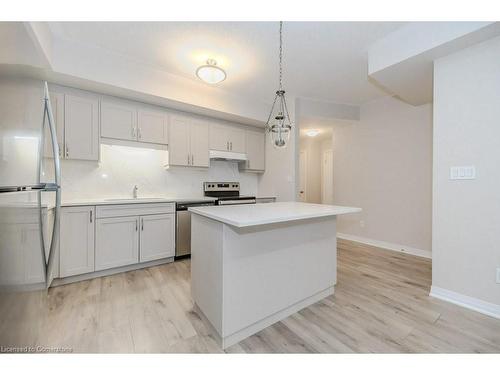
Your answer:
279;21;283;91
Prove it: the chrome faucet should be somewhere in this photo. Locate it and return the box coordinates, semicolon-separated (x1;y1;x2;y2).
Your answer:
133;185;138;199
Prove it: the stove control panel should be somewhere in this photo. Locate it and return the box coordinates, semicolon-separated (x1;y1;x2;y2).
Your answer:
204;182;240;192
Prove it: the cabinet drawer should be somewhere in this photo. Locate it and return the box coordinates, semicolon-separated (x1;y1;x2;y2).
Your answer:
96;203;175;218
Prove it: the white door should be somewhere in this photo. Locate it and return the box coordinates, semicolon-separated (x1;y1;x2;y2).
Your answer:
299;151;307;202
43;92;64;159
64;93;99;161
209;123;230;151
190;120;210;167
59;206;95;277
139;214;175;262
228;127;246;153
101;99;137;141
95;216;139;271
245;131;265;171
168;115;191;166
321;149;334;204
137;109;167;145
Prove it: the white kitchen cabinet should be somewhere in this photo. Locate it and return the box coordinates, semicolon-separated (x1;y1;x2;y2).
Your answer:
95;216;139;271
101;98;137;142
139;213;175;262
209;123;246;153
43;92;64;159
241;130;265;172
59;206;95;278
168;115;191;166
167;115;209;168
0;209;51;286
137;108;168;145
64;93;99;161
190;120;210;167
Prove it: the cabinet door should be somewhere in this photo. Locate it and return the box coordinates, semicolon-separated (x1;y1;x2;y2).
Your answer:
209;123;230;151
43;92;64;159
60;206;95;277
101;99;137;141
137;109;167;145
168;115;190;166
190;120;210;167
245;131;265;171
64;93;99;161
24;223;45;284
95;216;139;271
139;214;175;262
228;127;246;153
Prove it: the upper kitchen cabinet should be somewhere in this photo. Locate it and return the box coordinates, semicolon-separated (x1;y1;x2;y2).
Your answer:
240;130;266;172
64;92;99;161
166;115;209;168
43;92;64;159
209;123;245;153
101;98;137;142
101;98;168;146
137;108;168;145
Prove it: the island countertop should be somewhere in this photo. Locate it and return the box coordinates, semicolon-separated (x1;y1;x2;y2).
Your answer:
188;201;361;228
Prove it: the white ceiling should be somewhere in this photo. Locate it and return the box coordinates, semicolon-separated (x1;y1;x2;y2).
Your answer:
48;22;404;105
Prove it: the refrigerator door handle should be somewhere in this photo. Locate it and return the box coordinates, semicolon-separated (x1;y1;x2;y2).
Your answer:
40;82;62;288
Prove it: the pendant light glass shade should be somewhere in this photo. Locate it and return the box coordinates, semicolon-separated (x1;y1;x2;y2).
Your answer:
267;90;292;149
265;21;292;149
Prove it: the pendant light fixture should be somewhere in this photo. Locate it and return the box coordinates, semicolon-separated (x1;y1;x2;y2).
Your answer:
266;21;292;149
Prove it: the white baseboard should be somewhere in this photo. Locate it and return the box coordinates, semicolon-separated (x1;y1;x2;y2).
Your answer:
337;232;432;259
430;286;500;320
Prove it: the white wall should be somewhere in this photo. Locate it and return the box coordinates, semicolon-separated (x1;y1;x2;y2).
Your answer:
332;96;433;254
433;36;500;306
51;144;258;202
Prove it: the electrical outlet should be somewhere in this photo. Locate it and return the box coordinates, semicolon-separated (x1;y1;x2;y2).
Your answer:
496;268;500;284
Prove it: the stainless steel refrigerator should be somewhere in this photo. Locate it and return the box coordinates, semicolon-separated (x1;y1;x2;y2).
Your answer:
0;77;61;349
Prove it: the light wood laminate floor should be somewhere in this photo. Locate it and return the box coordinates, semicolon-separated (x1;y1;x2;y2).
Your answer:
1;239;499;353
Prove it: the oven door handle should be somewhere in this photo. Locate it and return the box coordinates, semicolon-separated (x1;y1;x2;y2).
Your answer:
218;199;256;205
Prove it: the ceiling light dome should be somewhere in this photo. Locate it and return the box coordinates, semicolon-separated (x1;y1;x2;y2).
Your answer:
306;129;320;137
196;59;226;84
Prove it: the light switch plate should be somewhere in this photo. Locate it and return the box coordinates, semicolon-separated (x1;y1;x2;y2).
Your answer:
450;166;476;180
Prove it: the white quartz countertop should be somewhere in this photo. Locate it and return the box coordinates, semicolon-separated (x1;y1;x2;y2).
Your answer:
188;202;361;228
61;196;216;207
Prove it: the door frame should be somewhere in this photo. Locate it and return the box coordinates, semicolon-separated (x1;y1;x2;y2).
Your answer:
299;150;308;202
321;148;333;204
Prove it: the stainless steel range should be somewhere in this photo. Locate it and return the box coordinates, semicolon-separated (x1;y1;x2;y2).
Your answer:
204;182;256;205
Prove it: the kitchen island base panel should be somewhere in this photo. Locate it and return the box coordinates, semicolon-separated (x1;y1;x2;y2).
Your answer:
194;286;334;349
191;214;337;348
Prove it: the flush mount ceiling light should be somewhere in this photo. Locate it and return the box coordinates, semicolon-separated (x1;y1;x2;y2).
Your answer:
266;21;293;149
305;129;320;137
196;58;226;84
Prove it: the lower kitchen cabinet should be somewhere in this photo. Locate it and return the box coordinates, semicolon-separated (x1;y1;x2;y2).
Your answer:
95;216;139;271
139;213;175;262
59;206;95;278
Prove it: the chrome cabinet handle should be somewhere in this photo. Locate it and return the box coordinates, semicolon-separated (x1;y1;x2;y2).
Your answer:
65;145;69;158
141;218;144;231
131;124;136;139
90;210;93;223
135;219;138;231
187;154;190;165
230;142;233;151
226;141;229;151
138;127;142;140
191;154;194;165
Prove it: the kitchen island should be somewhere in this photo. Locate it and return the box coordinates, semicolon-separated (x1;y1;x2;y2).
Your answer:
188;202;361;348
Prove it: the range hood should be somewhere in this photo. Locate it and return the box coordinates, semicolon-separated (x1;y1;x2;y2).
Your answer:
209;150;248;162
